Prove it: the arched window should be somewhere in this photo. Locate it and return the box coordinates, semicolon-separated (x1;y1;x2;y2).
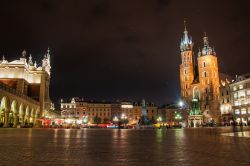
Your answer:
203;61;206;67
204;71;207;77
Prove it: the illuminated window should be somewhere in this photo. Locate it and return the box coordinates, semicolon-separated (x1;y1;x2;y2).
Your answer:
234;101;239;106
239;84;243;89
203;71;207;77
234;93;238;99
235;109;240;114
248;108;250;114
241;108;247;114
247;90;250;96
233;86;237;91
238;91;245;98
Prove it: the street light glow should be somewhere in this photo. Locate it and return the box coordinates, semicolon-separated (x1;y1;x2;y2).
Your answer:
179;101;184;107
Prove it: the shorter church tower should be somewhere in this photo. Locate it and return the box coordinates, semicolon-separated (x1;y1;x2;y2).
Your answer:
197;33;220;122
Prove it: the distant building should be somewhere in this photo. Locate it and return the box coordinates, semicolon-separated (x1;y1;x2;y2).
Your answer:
132;101;157;124
60;98;112;124
229;74;250;125
60;98;157;125
158;104;188;127
219;74;234;125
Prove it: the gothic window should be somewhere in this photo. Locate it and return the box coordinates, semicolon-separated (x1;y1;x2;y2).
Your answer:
184;69;186;74
205;88;209;94
193;87;200;99
203;61;206;67
203;71;207;77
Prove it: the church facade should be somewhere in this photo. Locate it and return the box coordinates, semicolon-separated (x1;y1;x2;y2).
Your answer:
179;25;221;124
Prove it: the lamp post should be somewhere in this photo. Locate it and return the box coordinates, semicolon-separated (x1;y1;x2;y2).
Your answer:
113;116;119;128
121;114;128;129
157;116;162;128
175;112;182;127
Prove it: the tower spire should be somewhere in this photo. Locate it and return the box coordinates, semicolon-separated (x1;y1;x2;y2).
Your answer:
22;50;26;57
184;20;187;31
203;32;209;47
28;54;33;65
201;32;215;56
180;20;193;52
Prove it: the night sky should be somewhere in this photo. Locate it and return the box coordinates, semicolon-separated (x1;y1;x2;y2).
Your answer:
0;0;249;105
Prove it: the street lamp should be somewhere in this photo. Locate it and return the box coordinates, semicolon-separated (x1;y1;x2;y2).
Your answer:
82;116;88;124
121;114;128;128
113;116;119;123
179;101;184;107
157;116;162;123
175;113;182;120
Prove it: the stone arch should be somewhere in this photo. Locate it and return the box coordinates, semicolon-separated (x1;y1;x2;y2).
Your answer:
0;96;10;127
1;96;10;110
193;86;200;100
30;108;35;123
19;104;25;125
25;106;30;124
9;100;18;127
11;100;18;114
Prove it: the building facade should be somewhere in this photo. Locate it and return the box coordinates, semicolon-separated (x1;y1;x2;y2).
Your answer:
61;98;157;125
61;98;112;124
0;49;52;127
229;74;250;125
219;74;233;125
179;24;221;123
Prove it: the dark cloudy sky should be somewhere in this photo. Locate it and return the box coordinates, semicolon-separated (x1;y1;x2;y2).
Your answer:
0;0;249;105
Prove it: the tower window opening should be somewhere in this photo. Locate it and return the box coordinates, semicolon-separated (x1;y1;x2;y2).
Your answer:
203;61;206;67
204;71;207;77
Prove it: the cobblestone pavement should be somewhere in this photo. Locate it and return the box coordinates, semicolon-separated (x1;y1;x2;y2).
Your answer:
0;127;250;166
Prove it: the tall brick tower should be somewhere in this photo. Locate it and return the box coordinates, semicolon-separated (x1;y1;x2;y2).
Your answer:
197;33;220;122
179;22;194;100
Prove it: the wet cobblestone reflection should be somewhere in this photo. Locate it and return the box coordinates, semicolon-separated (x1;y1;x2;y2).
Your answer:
0;128;250;165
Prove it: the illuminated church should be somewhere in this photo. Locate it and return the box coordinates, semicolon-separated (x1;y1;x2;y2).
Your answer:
179;24;221;124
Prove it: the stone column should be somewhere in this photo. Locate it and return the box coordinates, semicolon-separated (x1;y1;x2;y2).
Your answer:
21;114;25;126
13;113;18;128
4;109;9;127
34;113;38;126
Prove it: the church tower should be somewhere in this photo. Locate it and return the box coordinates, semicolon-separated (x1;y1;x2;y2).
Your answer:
197;33;220;122
179;22;194;100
